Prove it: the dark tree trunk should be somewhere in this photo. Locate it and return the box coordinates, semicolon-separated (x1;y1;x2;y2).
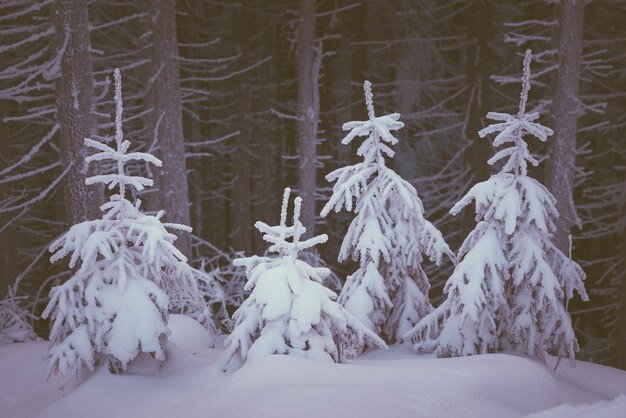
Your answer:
252;13;276;235
0;109;18;297
296;0;318;238
464;1;494;184
232;7;252;255
546;0;585;252
143;0;192;257
462;0;494;233
51;0;102;225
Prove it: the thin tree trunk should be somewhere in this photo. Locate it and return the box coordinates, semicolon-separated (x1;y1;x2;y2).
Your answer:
546;0;585;251
463;0;494;222
233;7;252;255
252;13;276;236
143;0;192;257
460;1;494;235
51;0;101;225
296;0;318;238
616;221;626;367
0;109;17;297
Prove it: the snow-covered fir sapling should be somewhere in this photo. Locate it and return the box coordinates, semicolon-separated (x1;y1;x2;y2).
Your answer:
221;188;387;372
403;50;587;362
42;69;214;379
321;81;454;347
0;286;37;345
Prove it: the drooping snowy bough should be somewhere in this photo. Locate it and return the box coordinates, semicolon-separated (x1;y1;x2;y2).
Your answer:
221;188;387;372
403;50;588;363
42;69;216;379
321;81;454;349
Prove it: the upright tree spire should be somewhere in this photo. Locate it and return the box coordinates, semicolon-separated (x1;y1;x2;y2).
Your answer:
477;50;553;177
364;80;376;120
83;69;161;203
517;49;532;117
256;187;327;261
113;68;126;199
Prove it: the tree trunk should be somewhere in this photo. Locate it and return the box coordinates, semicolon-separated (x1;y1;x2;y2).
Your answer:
0;109;18;297
143;0;192;257
546;0;585;252
232;7;252;255
462;1;494;228
252;12;276;240
51;0;101;225
616;222;626;367
296;0;318;238
464;1;493;182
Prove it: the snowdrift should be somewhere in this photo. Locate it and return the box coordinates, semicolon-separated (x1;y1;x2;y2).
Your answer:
1;315;624;418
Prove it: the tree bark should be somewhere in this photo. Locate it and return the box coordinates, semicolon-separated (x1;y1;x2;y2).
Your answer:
252;12;276;240
546;0;585;252
296;0;318;238
0;109;18;297
461;1;494;234
143;0;192;257
232;7;252;255
51;0;101;225
464;1;494;188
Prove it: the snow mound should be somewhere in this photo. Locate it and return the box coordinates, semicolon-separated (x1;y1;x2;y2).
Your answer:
527;395;626;418
167;314;214;352
0;342;624;418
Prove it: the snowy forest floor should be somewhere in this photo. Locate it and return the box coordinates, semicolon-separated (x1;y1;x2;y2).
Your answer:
1;315;625;418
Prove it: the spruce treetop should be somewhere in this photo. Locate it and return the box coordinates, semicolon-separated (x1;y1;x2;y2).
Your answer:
84;69;162;202
341;80;404;170
255;187;328;260
478;50;553;176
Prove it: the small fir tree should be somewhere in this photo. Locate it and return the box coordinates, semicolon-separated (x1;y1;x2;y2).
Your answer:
404;50;587;362
221;188;386;372
321;81;454;347
0;286;37;345
42;69;213;379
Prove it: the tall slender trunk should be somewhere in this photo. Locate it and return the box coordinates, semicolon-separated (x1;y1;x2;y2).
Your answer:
462;1;494;234
616;220;626;367
0;109;17;297
464;1;493;181
232;7;252;255
143;0;192;257
350;3;367;164
51;0;101;225
546;0;585;251
252;14;276;238
296;0;318;237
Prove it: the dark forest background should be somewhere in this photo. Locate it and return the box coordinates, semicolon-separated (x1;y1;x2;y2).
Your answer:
0;0;624;369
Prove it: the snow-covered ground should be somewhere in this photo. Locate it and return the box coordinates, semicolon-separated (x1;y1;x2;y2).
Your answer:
1;315;624;418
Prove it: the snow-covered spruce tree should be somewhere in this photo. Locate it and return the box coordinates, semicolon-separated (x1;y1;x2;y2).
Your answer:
42;69;213;379
220;188;386;372
403;50;588;362
320;81;454;347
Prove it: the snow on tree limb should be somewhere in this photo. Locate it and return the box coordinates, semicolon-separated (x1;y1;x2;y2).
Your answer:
322;81;454;348
407;51;587;363
42;70;218;379
221;188;386;372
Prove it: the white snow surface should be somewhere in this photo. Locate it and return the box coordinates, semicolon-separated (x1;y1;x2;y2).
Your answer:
0;315;624;418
